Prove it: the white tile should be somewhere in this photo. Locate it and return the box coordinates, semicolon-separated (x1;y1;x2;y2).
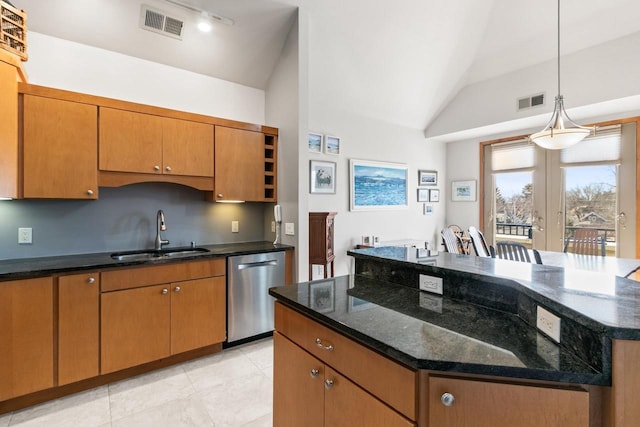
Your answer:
240;339;274;371
111;397;214;427
0;413;12;427
198;373;273;427
242;412;272;427
8;386;110;427
183;348;264;392
108;365;195;422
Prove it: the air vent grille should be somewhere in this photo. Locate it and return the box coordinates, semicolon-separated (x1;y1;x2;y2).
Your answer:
140;5;183;40
517;93;545;111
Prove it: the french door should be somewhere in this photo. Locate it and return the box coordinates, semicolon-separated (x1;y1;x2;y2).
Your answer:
483;123;636;258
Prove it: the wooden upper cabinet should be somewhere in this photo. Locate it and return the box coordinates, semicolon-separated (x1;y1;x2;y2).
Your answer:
99;107;163;174
162;117;214;177
22;95;98;199
0;58;19;198
99;108;213;177
0;277;54;401
214;126;265;201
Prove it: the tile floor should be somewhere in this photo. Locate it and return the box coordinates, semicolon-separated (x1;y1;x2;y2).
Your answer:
0;338;274;427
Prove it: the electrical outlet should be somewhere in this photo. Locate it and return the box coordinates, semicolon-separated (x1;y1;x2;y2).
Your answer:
231;221;239;233
18;227;32;244
271;221;276;232
419;274;443;295
285;222;295;236
537;306;561;343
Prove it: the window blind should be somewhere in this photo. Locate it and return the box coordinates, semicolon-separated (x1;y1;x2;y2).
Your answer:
560;125;622;164
491;139;535;172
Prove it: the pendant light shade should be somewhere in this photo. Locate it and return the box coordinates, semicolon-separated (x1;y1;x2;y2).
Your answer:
530;0;593;150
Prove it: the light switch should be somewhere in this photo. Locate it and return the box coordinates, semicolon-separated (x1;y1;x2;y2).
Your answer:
18;227;32;244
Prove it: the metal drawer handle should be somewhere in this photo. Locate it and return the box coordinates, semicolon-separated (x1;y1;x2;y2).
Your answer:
310;368;319;378
324;379;334;389
87;277;95;284
441;392;455;407
315;338;334;351
161;288;168;294
237;260;279;270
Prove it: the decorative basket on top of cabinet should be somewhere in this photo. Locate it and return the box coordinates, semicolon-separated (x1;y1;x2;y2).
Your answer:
1;1;27;60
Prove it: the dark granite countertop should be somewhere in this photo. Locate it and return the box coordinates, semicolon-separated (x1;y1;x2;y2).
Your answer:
269;275;604;385
0;241;293;280
348;247;640;339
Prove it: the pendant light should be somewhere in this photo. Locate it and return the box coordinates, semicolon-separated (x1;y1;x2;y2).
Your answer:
530;0;593;150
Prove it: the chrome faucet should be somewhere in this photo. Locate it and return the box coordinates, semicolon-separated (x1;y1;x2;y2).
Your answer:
155;209;170;250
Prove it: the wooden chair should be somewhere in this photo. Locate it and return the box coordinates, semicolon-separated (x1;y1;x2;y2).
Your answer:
441;228;464;254
564;228;605;256
468;226;491;257
491;241;543;264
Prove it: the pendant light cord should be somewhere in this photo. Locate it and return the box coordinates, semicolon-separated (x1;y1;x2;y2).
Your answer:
557;0;561;96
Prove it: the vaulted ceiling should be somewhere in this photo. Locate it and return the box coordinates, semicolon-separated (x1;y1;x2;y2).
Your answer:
12;0;640;130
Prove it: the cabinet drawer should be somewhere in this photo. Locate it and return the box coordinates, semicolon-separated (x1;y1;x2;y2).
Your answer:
101;258;225;292
274;302;416;420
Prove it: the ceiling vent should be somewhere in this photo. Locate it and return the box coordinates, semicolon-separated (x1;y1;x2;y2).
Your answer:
517;93;545;111
140;5;183;39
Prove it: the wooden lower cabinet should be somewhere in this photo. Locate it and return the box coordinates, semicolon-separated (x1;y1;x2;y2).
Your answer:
428;375;590;427
58;272;100;385
274;332;413;427
101;276;226;374
0;277;54;401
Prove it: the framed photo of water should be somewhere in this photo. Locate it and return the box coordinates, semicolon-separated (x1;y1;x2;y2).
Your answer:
350;159;408;211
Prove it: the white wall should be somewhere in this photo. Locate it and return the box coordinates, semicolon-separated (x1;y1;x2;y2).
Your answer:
24;32;265;124
427;32;640;141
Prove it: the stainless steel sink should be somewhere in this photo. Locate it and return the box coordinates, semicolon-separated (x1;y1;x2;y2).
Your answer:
111;247;210;261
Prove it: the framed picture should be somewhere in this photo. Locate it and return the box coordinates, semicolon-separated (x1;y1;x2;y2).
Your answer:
452;180;477;202
350;159;408;211
417;188;430;202
310;160;336;194
429;189;440;202
308;132;323;153
325;135;341;155
423;204;434;215
309;280;335;313
418;170;437;186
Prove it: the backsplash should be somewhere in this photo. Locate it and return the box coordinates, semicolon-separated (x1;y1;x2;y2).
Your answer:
0;183;271;260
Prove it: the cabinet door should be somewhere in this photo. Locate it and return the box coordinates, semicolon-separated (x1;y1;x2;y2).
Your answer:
58;272;99;385
0;60;18;198
324;366;414;427
429;376;589;427
162;118;214;177
23;95;98;199
0;277;53;400
273;332;324;427
170;276;225;354
214;126;264;201
101;284;171;374
99;108;163;174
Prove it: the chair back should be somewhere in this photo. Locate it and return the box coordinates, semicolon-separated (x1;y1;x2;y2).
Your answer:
564;228;604;256
441;228;463;254
492;241;542;264
468;226;490;257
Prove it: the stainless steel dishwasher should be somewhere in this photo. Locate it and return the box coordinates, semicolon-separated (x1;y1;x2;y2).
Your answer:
227;251;286;344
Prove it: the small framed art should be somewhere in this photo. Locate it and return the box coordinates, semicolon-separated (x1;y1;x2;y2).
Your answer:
452;180;476;202
417;188;430;202
418;170;437;186
429;189;440;202
325;135;341;155
310;160;336;194
424;204;434;215
308;132;323;153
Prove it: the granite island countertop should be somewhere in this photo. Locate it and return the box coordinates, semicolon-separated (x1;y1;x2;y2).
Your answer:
0;241;293;280
269;274;604;385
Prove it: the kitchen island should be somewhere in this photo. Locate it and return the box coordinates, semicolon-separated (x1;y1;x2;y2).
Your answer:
269;247;640;426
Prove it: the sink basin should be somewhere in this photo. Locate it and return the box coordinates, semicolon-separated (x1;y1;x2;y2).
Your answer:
111;247;210;261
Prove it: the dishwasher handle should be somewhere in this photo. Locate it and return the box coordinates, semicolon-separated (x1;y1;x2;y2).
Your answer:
237;260;280;270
